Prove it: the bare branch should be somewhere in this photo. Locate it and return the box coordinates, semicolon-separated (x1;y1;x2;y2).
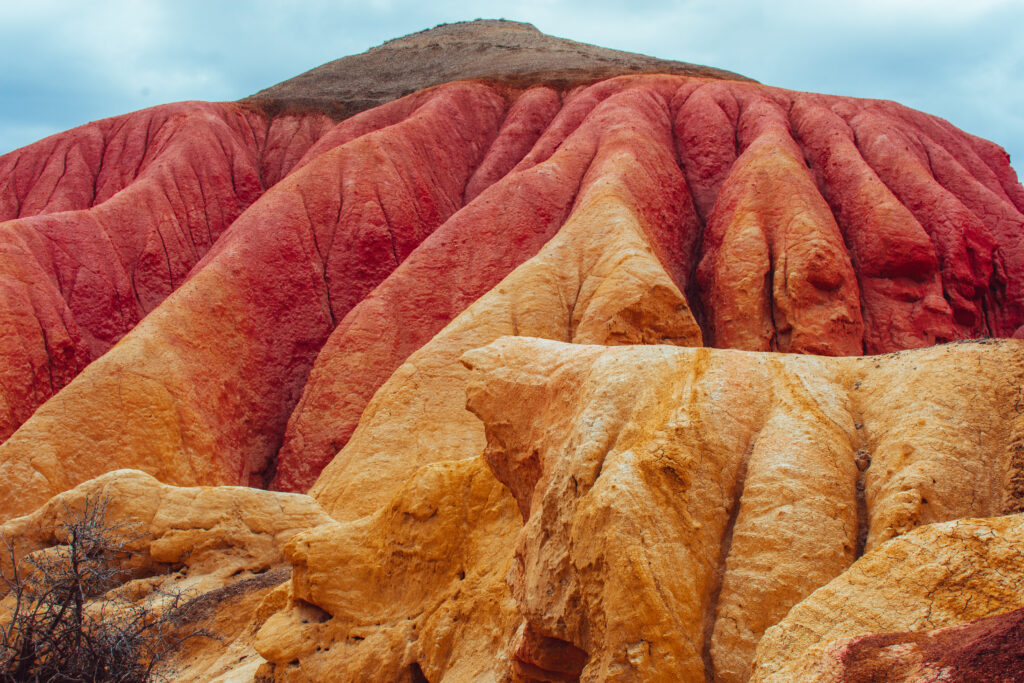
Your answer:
0;492;211;682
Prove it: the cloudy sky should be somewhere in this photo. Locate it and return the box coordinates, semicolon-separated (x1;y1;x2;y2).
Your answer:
2;0;1021;174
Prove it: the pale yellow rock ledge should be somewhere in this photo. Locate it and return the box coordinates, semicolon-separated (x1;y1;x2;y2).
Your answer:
0;469;332;682
749;513;1024;682
461;337;1024;681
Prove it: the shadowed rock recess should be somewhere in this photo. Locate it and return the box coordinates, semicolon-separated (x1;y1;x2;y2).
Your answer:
1;19;1023;682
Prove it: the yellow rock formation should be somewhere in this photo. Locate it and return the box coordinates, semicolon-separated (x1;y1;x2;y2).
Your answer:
254;457;520;681
0;470;332;681
461;337;1023;680
750;513;1024;682
255;336;1024;680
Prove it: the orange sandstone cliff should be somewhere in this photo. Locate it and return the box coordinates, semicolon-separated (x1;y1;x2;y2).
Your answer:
1;19;1023;683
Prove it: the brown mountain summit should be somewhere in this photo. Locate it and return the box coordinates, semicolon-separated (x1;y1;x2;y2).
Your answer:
248;19;751;117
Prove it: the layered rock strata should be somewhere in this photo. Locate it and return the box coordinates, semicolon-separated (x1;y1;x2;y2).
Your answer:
1;70;1022;505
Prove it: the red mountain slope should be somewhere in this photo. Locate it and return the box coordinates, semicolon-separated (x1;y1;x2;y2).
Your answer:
0;102;334;441
0;25;1022;511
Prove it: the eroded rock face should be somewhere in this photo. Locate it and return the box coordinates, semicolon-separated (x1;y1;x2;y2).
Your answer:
306;77;703;514
255;142;703;674
281;74;1024;494
461;337;1024;681
0;469;332;681
252;338;1024;681
254;457;520;681
2;66;1022;507
750;514;1024;682
0;102;334;443
0;81;506;515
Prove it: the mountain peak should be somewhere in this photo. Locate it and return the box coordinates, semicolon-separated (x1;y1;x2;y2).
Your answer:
247;18;751;117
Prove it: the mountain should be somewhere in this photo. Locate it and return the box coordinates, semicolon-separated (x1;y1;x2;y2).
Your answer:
0;19;1022;683
248;19;750;117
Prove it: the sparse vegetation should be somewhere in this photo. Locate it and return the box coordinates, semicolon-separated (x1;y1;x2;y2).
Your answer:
0;496;207;682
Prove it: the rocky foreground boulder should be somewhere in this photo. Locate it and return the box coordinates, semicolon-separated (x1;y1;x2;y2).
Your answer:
1;19;1023;682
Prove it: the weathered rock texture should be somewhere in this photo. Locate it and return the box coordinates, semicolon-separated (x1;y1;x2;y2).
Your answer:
305;76;704;510
2;18;1024;683
463;338;1024;681
0;469;332;681
0;102;334;443
254;457;522;681
750;514;1024;682
0;81;507;513
280;71;1024;494
253;337;1024;681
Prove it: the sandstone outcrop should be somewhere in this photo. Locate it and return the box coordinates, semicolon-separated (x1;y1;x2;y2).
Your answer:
2;63;1022;504
0;469;332;681
254;337;1024;680
461;337;1024;681
750;514;1024;682
254;457;521;681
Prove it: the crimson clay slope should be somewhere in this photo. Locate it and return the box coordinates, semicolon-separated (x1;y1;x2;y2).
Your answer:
274;75;1024;491
0;81;506;517
0;101;335;442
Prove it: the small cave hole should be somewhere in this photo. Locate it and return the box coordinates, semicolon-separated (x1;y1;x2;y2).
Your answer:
409;662;430;683
294;598;331;624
